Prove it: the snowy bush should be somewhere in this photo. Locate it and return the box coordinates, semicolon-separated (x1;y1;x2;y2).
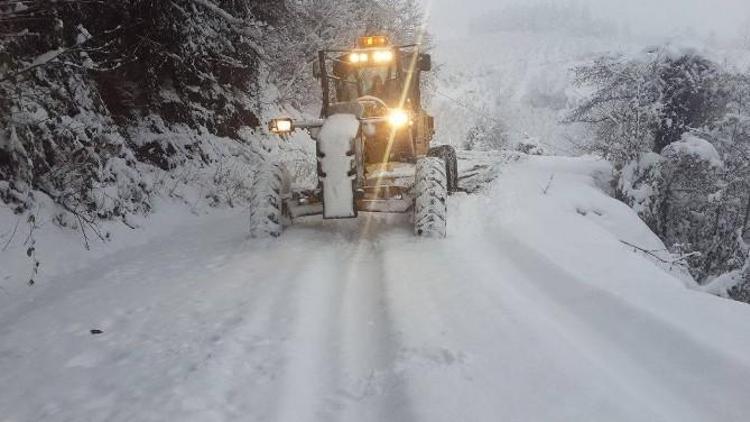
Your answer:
569;47;728;162
729;261;750;303
572;47;750;294
515;137;546;156
618;134;748;286
464;116;508;151
567;54;660;162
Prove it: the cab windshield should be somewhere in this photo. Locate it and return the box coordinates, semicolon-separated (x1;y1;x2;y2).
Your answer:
334;62;400;106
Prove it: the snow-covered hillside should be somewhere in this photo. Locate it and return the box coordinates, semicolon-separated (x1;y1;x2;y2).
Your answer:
2;154;750;421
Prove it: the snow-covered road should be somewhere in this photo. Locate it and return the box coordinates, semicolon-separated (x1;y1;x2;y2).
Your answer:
2;155;750;421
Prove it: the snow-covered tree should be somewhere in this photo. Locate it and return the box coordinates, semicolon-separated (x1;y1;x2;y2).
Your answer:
567;54;660;163
568;47;727;164
652;53;727;152
572;47;750;286
465;116;508;151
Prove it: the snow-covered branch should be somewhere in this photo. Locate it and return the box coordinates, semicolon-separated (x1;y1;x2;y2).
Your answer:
187;0;266;57
620;240;701;265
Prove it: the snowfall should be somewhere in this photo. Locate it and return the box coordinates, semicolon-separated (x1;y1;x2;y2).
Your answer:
3;30;750;422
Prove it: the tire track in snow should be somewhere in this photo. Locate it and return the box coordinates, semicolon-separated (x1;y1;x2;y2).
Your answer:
268;216;416;422
384;242;508;419
156;240;331;422
327;221;415;422
268;232;357;422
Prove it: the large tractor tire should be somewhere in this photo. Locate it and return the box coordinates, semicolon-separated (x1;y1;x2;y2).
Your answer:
414;157;448;238
249;162;287;238
427;145;459;194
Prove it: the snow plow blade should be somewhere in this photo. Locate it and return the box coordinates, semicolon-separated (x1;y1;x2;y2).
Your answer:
317;114;360;219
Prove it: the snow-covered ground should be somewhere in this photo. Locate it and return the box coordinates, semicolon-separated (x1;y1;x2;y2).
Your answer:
2;154;750;421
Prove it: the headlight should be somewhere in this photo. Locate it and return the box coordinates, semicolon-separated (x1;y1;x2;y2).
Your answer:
269;118;293;134
349;52;369;64
372;50;394;63
388;109;409;128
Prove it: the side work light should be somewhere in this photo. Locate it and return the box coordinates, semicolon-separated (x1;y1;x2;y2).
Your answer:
269;118;293;134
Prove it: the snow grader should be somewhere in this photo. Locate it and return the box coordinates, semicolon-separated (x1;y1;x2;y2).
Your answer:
252;35;457;238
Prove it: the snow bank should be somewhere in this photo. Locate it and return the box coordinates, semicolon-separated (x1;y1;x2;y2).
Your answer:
456;155;750;341
452;155;699;291
455;154;711;290
0;197;243;305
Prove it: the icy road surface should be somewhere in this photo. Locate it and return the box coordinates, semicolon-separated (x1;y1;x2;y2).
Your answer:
2;155;750;422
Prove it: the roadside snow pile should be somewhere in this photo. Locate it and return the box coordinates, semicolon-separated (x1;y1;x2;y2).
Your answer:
0;191;245;299
455;155;698;288
452;154;750;356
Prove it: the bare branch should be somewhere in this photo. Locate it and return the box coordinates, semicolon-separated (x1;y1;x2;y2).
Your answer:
620;239;700;265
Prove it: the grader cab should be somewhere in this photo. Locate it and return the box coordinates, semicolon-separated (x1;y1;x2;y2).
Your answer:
257;35;457;238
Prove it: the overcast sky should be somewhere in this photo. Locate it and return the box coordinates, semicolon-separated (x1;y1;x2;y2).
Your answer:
427;0;750;42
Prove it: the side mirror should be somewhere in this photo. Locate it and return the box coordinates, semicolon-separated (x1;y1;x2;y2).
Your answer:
419;53;432;72
312;61;321;79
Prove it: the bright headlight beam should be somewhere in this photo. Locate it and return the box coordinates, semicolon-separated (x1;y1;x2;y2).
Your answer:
349;52;369;63
388;109;409;128
351;50;394;64
373;50;394;63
